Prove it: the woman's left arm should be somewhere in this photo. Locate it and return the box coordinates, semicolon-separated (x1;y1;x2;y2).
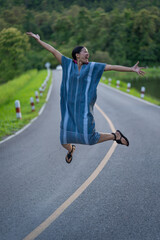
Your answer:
104;61;145;76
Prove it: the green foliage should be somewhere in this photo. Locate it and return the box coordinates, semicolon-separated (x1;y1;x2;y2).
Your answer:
0;27;30;83
1;0;160;12
0;1;160;85
92;51;113;63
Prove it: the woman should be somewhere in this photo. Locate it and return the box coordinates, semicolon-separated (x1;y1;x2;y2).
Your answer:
26;32;145;163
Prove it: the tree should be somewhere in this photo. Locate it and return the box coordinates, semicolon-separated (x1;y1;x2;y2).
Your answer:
73;8;92;44
92;50;112;63
34;11;53;40
0;27;30;83
131;9;158;65
52;16;74;45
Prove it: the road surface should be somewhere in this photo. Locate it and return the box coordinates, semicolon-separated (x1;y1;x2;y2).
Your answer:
0;70;160;240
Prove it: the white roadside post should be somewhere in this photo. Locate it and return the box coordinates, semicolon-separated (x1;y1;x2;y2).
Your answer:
108;78;112;85
141;86;145;98
30;97;35;111
45;62;51;81
116;80;120;88
39;87;43;97
35;91;39;103
127;83;131;92
41;83;46;91
45;62;51;69
41;62;51;92
15;100;22;119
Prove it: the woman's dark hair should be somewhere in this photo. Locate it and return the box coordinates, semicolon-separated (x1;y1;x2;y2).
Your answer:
72;46;84;60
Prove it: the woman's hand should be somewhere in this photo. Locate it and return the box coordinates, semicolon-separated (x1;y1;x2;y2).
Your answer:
26;31;62;64
132;61;145;76
26;32;40;41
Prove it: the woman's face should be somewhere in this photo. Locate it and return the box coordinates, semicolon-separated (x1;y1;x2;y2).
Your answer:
76;47;89;64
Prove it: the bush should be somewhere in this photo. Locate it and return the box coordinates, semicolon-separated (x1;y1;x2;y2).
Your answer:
0;27;30;84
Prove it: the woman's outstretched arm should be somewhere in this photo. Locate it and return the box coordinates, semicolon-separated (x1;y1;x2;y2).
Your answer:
104;61;145;76
26;32;62;64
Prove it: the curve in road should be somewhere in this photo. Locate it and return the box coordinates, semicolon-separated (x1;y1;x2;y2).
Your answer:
23;103;117;240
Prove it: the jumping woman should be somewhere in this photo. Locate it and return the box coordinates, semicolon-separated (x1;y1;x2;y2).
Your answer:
26;32;145;163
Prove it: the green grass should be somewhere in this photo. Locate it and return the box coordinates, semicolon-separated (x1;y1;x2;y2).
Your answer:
101;68;160;106
0;69;52;141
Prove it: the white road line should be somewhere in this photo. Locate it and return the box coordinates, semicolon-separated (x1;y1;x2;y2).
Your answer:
38;104;46;116
46;81;53;102
23;104;117;240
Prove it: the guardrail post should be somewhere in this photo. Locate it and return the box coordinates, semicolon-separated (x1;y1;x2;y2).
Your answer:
15;100;22;119
116;80;120;88
108;78;112;85
35;91;39;103
127;83;131;92
141;86;145;98
30;97;35;111
39;87;43;97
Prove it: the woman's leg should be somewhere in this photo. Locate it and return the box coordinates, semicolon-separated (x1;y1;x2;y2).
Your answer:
62;144;73;152
97;131;128;146
62;144;76;163
97;133;114;143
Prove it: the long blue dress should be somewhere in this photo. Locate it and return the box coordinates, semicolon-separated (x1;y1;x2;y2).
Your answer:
60;55;106;145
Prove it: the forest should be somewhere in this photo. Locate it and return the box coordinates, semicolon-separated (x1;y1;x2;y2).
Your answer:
0;0;160;83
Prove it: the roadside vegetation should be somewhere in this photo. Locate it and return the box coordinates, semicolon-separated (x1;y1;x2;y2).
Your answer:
1;1;160;85
101;67;160;106
0;69;52;140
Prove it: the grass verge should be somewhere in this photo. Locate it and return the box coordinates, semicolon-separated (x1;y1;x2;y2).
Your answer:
0;69;52;141
101;68;160;106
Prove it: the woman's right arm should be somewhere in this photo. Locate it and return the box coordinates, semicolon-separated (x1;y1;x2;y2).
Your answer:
26;32;62;64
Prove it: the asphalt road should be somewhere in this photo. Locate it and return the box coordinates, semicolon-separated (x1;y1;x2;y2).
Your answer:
0;70;160;240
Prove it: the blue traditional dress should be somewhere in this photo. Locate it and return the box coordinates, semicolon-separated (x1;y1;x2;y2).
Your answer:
60;55;106;145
